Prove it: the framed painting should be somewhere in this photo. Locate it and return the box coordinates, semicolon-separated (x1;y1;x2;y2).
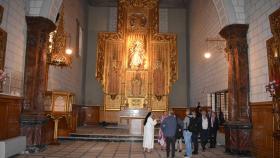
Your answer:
75;19;83;57
0;28;7;92
0;5;3;25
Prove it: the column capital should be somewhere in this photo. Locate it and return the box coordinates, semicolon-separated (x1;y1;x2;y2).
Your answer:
26;16;56;33
219;24;249;51
269;8;280;39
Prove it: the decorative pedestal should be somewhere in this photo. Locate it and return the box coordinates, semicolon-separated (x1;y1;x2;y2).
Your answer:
20;113;52;152
224;121;252;155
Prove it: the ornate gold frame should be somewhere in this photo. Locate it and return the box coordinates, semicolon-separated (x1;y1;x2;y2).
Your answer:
96;0;178;111
45;91;75;112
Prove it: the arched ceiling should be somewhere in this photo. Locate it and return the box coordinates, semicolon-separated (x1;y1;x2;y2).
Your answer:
88;0;189;8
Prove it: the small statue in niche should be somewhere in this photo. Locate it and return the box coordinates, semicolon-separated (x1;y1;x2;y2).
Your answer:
129;41;147;69
108;58;120;99
153;60;165;99
131;73;142;96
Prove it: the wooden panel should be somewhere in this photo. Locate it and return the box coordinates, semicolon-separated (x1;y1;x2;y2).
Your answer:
251;102;273;158
172;108;187;120
84;106;100;125
73;104;84;126
0;95;22;140
0;104;7;139
102;110;118;123
172;106;211;120
44;119;54;144
7;104;21;138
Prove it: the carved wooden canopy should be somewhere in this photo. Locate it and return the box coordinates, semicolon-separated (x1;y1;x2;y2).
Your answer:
96;0;178;111
267;8;280;87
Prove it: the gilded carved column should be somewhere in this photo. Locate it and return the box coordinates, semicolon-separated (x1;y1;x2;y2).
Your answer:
21;16;56;149
219;24;250;122
266;8;280;158
219;24;252;155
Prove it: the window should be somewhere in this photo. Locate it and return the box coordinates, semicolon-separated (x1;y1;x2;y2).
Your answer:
76;19;83;57
209;90;228;125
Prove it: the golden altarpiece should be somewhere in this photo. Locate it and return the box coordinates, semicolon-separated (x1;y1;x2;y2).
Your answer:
96;0;178;112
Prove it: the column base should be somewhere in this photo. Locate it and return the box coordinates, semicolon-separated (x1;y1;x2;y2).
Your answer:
20;112;53;153
273;130;280;158
224;121;252;156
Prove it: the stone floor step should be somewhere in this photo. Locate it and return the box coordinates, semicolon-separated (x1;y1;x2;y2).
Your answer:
59;133;160;142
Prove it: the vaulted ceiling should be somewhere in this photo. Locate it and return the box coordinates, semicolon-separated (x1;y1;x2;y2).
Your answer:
88;0;189;8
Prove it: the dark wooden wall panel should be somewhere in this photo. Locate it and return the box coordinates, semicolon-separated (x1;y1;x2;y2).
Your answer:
84;106;100;125
0;95;22;140
172;108;187;120
73;104;85;126
251;102;273;158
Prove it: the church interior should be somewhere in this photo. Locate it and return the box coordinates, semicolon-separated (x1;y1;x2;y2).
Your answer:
0;0;279;157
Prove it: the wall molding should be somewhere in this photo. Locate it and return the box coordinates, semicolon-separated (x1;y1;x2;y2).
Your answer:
250;101;273;106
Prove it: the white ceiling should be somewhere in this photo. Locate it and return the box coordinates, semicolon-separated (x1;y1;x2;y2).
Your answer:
88;0;189;8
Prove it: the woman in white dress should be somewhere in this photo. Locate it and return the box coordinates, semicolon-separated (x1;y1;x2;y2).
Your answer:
143;112;158;152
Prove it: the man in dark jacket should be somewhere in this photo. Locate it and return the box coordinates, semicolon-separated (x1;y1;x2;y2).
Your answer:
161;111;177;158
209;112;219;148
188;111;200;155
200;111;209;151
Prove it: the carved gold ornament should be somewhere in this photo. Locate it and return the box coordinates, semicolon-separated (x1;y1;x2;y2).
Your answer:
96;0;178;111
47;5;72;67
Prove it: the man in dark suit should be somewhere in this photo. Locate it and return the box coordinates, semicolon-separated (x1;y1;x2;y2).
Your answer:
188;111;200;155
200;111;209;151
161;111;177;158
209;112;219;148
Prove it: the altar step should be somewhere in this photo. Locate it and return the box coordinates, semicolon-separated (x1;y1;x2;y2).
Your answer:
58;133;159;142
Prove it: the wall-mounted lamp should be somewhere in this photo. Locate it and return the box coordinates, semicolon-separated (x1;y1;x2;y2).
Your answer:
204;37;226;59
65;34;73;55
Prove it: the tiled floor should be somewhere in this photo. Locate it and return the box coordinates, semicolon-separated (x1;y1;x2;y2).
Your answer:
75;125;160;136
75;125;132;135
15;140;251;158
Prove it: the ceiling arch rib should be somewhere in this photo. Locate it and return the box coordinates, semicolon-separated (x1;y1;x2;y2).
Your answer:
24;0;63;23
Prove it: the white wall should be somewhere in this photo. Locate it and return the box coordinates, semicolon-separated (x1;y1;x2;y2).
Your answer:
189;0;280;105
85;7;109;105
85;7;188;107
168;9;188;107
0;0;27;96
47;0;88;104
189;0;228;106
0;0;87;104
245;0;280;102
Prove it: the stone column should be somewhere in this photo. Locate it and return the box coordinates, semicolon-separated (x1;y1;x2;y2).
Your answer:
23;16;55;112
21;16;56;150
219;24;252;155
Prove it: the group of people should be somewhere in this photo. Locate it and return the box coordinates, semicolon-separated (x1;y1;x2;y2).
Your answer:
142;106;220;158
